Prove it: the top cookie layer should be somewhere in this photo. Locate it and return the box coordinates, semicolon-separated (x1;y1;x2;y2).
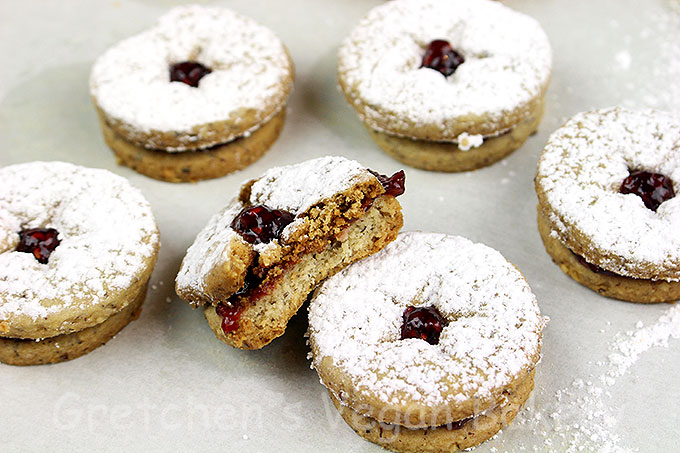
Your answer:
536;107;680;280
338;0;551;141
90;5;294;151
0;162;160;339
308;232;545;423
175;156;382;305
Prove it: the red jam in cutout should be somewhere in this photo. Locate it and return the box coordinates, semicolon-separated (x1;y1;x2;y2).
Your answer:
400;306;448;345
421;40;465;77
231;205;295;245
16;228;61;264
369;170;406;197
620;170;675;212
169;61;212;87
216;303;242;334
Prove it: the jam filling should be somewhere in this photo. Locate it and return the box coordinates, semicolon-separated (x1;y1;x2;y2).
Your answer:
231;205;295;245
215;267;274;335
369;170;406;197
169;61;212;87
620;170;675;212
421;40;465;77
400;306;448;345
573;252;619;277
16;228;61;264
216;303;242;334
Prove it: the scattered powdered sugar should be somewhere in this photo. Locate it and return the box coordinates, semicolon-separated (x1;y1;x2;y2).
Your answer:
536;107;680;279
308;232;547;406
338;0;551;138
605;303;680;381
496;303;680;452
176;156;375;298
0;162;159;321
90;5;291;144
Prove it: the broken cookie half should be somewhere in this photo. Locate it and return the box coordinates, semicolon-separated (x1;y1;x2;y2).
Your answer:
175;156;405;349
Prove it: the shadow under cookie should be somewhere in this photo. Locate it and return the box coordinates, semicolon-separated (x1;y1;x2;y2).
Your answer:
0;284;148;366
537;210;680;303
98;109;286;183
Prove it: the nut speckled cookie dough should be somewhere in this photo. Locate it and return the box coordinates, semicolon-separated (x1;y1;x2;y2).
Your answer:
535;107;680;303
338;0;551;172
0;162;160;365
308;232;547;452
90;5;294;182
176;156;404;350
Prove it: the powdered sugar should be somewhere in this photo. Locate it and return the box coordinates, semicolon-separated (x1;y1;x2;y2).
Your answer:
338;0;552;139
0;162;159;322
174;198;243;300
176;156;376;297
249;156;372;214
308;232;546;406
605;303;680;381
536;107;680;279
90;5;292;150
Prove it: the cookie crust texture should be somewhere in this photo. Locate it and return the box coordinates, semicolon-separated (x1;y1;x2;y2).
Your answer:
0;162;159;365
535;107;680;302
176;156;404;349
90;5;295;181
338;0;551;171
308;232;546;451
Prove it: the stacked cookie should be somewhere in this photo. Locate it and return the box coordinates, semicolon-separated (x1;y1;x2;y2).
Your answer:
0;162;159;365
308;232;546;453
90;5;294;182
535;107;680;303
338;0;552;172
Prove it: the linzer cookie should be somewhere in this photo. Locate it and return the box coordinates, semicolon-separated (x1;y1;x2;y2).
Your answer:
308;232;546;452
0;162;160;365
175;156;405;349
338;0;551;172
535;107;680;303
90;5;294;182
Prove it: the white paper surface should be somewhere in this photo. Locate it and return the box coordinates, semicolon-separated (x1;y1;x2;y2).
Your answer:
0;0;678;451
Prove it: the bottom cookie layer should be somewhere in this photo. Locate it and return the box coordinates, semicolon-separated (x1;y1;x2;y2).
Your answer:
329;369;535;453
537;210;680;303
203;195;403;349
0;284;147;366
98;109;286;183
368;98;544;172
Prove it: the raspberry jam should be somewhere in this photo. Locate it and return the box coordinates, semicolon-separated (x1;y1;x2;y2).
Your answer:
169;61;212;87
400;306;448;345
620;170;675;212
421;40;465;77
369;170;406;197
574;253;619;277
16;228;61;264
231;205;295;245
216;303;242;334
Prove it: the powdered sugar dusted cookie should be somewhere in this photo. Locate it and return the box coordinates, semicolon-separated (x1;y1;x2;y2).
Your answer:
308;232;546;452
0;162;159;365
175;156;405;350
536;107;680;303
90;5;294;182
338;0;551;172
